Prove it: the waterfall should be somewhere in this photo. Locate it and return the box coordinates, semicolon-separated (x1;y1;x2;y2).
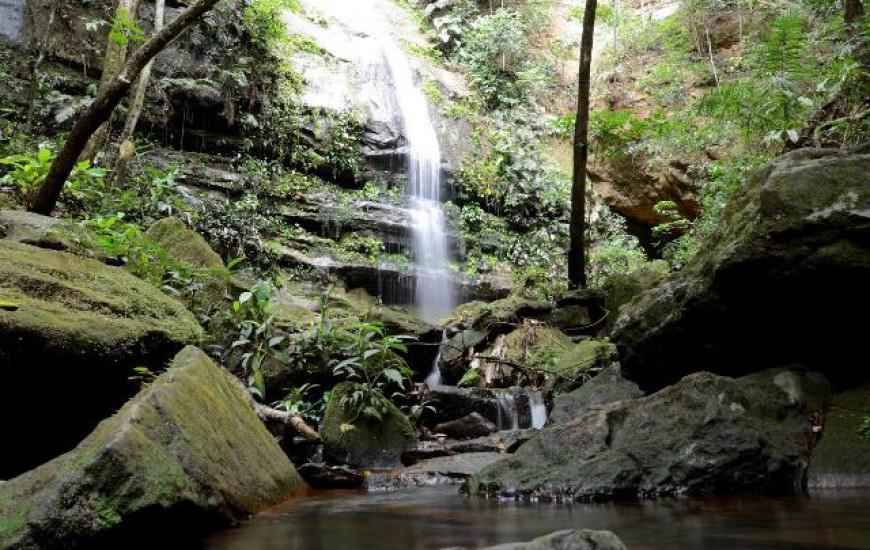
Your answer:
425;331;447;388
381;40;455;323
495;391;519;431
528;390;547;429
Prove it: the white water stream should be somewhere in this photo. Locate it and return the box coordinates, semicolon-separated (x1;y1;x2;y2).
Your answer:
381;41;455;323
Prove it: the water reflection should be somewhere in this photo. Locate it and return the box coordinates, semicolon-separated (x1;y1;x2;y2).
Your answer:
200;487;870;550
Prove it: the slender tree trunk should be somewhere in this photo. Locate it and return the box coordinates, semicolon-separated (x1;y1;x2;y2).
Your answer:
110;0;166;187
29;0;223;216
705;24;719;87
569;0;596;289
81;0;142;162
845;0;865;26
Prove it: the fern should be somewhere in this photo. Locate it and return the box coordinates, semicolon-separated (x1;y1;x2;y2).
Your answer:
762;15;807;81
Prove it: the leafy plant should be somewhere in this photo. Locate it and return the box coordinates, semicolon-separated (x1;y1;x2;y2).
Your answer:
230;280;283;400
332;322;414;423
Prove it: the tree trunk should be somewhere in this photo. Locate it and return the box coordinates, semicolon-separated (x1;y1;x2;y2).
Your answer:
110;0;166;187
845;0;865;26
569;0;596;289
81;0;142;162
29;0;223;216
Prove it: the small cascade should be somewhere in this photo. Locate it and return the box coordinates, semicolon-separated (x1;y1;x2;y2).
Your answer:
528;390;548;429
424;331;447;388
495;391;520;431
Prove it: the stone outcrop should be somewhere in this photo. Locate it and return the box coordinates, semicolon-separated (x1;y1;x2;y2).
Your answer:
321;382;418;468
0;242;203;478
549;365;643;425
443;529;629;550
433;412;497;439
467;367;830;500
0;346;305;549
612;144;870;391
400;452;505;486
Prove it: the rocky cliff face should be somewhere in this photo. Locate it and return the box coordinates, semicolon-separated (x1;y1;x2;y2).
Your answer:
612;143;870;391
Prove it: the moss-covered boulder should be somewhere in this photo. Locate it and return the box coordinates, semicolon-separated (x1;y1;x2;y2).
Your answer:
0;242;203;478
146;216;230;311
145;217;225;271
807;385;870;489
612;144;870;390
467;367;830;500
321;382;417;468
0;346;305;549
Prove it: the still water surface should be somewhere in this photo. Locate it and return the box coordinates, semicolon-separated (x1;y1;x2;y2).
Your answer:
201;486;870;550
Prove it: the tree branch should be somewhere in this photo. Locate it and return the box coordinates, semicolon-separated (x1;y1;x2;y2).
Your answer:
29;0;223;215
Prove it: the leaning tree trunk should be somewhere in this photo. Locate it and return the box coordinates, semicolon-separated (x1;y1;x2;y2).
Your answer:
81;0;142;162
110;0;166;187
29;0;224;216
568;0;597;289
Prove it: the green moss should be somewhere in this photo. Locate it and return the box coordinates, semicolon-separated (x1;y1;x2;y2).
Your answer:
502;326;574;371
0;347;304;547
145;217;225;271
0;242;202;357
321;382;417;468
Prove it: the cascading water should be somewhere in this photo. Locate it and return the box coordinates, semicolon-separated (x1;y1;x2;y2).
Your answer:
528;390;548;429
381;39;455;323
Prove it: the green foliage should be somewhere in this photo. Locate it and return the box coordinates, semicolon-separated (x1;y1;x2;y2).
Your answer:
0;144;106;211
652;200;691;245
230;280;283;400
273;383;326;422
332;322;414;423
109;8;145;46
860;416;870;441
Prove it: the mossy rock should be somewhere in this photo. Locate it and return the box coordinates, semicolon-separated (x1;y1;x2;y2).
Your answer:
145;217;230;310
0;346;305;549
549;364;643;424
549;340;618;392
0;209;100;258
470;295;554;331
145;217;225;271
321;382;417;468
612;144;870;390
0;242;203;478
467;368;830;501
807;385;870;489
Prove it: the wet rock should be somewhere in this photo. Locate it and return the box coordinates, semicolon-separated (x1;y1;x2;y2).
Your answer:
549;365;643;425
445;429;536;454
444;529;629;550
321;382;418;468
298;463;365;490
433;412;497;439
467;367;830;500
401;441;455;466
400;452;505;486
613;144;870;391
807;385;870;489
425;386;501;425
0;242;203;478
0;346;305;549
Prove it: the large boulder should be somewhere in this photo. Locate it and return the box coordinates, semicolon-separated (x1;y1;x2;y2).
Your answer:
0;242;203;478
0;346;305;549
400;452;506;486
444;529;629;550
467;367;830;500
549;364;644;425
321;382;418;468
433;412;497;439
612;144;870;391
807;385;870;489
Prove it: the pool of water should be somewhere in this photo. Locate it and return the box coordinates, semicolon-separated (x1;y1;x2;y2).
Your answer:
199;486;870;550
